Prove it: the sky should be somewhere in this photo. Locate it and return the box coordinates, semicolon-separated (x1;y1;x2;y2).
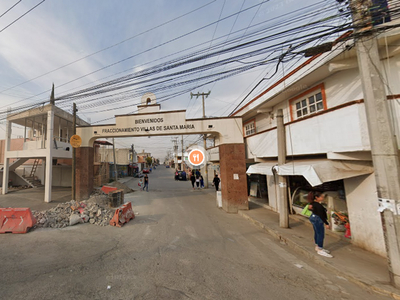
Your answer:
0;0;346;160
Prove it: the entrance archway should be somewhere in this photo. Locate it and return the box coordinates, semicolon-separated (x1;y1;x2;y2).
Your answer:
76;107;248;213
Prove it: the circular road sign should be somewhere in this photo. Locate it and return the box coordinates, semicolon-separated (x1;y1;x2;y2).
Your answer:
70;135;82;148
188;149;205;166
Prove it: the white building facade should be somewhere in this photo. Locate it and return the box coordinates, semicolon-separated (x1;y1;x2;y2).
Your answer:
232;28;400;257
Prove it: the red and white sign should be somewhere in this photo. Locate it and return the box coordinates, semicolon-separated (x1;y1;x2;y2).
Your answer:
188;149;205;166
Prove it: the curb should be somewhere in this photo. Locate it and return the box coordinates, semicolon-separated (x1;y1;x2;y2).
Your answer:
238;210;400;300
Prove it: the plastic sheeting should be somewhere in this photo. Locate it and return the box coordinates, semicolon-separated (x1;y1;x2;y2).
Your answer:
246;159;374;187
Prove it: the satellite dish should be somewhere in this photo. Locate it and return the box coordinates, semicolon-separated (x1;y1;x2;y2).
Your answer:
141;92;156;105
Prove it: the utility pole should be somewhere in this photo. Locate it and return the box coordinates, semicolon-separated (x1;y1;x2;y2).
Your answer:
351;0;400;287
190;91;211;188
131;144;134;176
112;138;118;181
181;135;184;171
276;109;289;228
72;103;76;200
171;137;179;170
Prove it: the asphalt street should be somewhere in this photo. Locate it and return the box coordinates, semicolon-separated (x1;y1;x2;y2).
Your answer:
0;167;391;300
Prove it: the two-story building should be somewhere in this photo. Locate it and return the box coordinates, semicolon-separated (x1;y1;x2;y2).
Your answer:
1;103;89;202
230;26;400;257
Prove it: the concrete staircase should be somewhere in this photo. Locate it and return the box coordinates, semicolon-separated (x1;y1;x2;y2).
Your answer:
0;157;29;171
13;171;36;188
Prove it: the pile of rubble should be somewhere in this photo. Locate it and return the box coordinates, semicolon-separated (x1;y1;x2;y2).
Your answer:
107;181;134;194
32;195;116;229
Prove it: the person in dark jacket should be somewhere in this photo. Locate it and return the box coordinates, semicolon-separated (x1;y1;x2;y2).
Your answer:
308;191;333;258
190;173;196;190
212;174;220;191
143;174;149;192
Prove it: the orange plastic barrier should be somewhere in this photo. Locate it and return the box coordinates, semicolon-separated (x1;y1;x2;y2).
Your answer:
101;186;118;194
0;208;37;234
109;202;135;227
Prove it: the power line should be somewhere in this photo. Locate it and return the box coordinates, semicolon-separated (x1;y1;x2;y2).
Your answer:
0;0;22;19
0;0;217;97
0;0;342;112
0;0;45;34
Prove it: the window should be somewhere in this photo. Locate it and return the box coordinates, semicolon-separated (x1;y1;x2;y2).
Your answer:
244;119;256;136
289;84;326;121
295;92;324;118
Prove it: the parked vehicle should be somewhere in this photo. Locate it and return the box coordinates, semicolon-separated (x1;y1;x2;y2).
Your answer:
166;165;170;168
143;168;150;174
174;171;187;181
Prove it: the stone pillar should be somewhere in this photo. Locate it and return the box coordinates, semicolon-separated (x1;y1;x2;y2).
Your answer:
76;146;94;200
219;143;248;213
2;120;11;194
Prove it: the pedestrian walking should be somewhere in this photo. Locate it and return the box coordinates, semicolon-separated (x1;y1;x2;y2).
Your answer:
190;173;196;190
195;174;200;189
143;174;149;192
308;191;332;258
138;178;143;191
200;175;204;188
212;174;220;191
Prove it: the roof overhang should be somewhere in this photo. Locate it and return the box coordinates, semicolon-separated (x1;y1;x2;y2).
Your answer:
246;159;374;186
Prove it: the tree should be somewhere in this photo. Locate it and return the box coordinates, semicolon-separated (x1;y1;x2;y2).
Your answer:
146;156;153;167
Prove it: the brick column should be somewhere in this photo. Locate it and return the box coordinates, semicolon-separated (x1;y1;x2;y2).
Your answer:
76;147;94;200
219;143;248;213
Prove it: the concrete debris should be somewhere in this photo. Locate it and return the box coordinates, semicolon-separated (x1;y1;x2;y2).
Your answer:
69;214;83;226
32;196;116;229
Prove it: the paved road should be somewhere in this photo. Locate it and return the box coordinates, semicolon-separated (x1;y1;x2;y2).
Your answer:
0;167;390;299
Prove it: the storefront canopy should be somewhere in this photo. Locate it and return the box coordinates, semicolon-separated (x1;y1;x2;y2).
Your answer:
246;159;374;187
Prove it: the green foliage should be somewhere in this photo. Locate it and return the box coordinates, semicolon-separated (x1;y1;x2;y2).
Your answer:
146;156;153;166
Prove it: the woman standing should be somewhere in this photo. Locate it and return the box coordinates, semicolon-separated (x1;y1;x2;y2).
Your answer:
309;191;333;258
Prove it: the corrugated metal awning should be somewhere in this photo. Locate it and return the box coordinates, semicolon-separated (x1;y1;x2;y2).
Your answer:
246;159;374;186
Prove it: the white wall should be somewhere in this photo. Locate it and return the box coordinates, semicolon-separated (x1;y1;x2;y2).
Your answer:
324;67;363;108
14;165;71;187
51;166;72;187
246;103;370;159
344;174;386;257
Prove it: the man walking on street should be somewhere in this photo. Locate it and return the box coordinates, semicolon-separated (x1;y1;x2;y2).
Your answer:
143;174;149;192
213;174;220;191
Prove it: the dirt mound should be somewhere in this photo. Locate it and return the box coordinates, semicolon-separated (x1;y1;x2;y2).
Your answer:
107;181;134;194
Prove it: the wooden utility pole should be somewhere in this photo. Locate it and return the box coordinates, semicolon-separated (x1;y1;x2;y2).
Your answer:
112;138;118;181
190;91;211;188
72;103;76;200
276;109;289;228
351;0;400;287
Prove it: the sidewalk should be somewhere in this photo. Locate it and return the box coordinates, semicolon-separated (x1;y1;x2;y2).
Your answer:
239;201;400;299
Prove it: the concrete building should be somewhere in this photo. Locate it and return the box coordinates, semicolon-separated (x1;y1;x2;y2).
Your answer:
98;145;138;177
137;150;152;171
1;104;89;202
230;27;400;257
